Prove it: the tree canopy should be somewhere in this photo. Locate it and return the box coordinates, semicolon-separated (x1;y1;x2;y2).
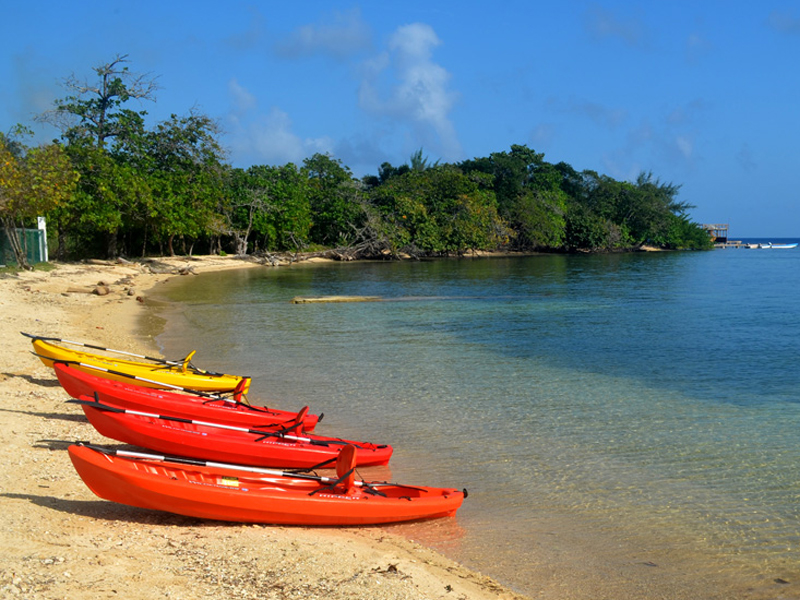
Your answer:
2;56;713;264
1;130;78;267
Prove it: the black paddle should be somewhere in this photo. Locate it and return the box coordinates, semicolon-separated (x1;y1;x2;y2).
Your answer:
22;331;201;370
72;442;438;495
34;354;246;403
44;356;323;426
70;395;375;449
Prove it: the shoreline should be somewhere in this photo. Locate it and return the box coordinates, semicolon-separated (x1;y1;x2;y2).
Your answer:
0;255;528;600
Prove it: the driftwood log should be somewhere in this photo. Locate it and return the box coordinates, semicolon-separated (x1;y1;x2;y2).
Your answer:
291;296;382;304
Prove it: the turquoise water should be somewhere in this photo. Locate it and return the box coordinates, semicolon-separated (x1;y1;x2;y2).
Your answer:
150;245;800;598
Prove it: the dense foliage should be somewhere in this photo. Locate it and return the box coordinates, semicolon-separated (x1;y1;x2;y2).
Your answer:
2;56;713;264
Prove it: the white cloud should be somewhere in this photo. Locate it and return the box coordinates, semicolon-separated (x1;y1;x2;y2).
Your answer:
675;135;693;160
9;52;61;125
530;123;556;148
228;78;257;117
584;5;647;48
666;99;707;126
274;8;372;60
685;32;712;63
358;23;461;160
388;22;440;62
549;96;627;129
617;99;707;172
596;111;700;182
248;107;305;162
601;150;642;182
225;6;266;51
768;10;800;34
225;80;333;166
576;101;626;128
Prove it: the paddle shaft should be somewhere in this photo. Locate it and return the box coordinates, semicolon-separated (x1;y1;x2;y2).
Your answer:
36;355;250;402
23;332;187;367
61;359;226;395
46;357;313;425
71;397;346;447
78;443;381;488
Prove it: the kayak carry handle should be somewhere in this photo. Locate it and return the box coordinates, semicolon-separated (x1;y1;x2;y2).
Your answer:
181;351;197;373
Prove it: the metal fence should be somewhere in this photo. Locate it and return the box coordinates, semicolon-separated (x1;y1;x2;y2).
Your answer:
1;226;48;266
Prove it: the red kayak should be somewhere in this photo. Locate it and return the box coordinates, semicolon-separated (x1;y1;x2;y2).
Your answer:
53;362;319;432
68;443;466;525
74;396;393;469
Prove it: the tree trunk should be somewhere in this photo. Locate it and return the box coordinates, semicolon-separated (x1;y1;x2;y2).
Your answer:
56;226;68;261
1;217;32;270
233;231;249;256
141;227;148;257
106;231;118;259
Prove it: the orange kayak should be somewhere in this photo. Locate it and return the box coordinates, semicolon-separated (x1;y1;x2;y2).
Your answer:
53;362;319;432
74;396;392;469
68;444;466;525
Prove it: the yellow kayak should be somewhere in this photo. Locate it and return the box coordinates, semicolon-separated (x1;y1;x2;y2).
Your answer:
27;334;250;395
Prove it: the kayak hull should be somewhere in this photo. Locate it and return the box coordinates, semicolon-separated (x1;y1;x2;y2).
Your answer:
68;445;464;525
32;338;249;394
78;399;392;469
53;362;318;432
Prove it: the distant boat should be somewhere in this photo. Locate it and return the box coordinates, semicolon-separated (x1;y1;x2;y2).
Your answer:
756;243;798;249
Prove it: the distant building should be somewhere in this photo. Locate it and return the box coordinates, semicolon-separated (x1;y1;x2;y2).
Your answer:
701;224;728;243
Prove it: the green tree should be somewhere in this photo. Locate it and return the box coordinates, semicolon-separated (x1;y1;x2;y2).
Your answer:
362;161;412;189
582;171;687;246
460;144;545;213
49;142;151;259
224;164;312;254
661;213;713;249
370;166;506;255
460;145;569;249
0;134;78;268
40;54;157;149
38;55;157;258
509;189;566;248
408;148;440;172
303;153;366;246
140;113;226;256
506;162;567;249
564;203;630;251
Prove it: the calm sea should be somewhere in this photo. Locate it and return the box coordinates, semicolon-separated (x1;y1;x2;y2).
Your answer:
148;239;800;599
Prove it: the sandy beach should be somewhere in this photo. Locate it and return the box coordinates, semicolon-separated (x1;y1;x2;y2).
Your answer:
0;256;528;600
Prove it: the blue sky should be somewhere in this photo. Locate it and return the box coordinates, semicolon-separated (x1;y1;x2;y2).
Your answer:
3;1;799;237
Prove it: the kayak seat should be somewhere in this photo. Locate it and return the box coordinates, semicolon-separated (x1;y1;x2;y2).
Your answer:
181;350;197;373
293;406;309;432
336;444;357;494
232;376;250;405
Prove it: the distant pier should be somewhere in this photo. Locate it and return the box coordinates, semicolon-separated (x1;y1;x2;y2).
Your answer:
701;223;748;248
702;223;729;243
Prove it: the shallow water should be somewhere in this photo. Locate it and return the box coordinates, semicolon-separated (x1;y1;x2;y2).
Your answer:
148;244;800;598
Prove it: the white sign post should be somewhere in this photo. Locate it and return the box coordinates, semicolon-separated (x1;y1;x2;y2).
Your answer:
37;216;48;262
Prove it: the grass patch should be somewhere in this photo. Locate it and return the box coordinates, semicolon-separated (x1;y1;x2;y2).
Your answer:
0;261;58;276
